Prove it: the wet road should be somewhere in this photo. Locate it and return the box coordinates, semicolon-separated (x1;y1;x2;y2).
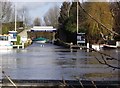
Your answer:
0;43;119;81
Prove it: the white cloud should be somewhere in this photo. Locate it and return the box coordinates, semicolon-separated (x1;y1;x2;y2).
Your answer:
8;0;70;2
13;2;61;24
16;2;49;10
1;0;120;2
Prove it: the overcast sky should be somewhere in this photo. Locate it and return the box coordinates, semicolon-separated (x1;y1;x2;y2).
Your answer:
9;0;74;20
2;0;114;24
9;0;71;2
10;2;62;25
17;2;61;18
9;0;84;21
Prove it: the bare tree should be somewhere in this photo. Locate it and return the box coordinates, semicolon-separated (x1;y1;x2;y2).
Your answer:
0;1;13;22
17;6;31;27
0;1;2;34
44;5;60;28
0;0;13;34
44;16;50;26
33;17;42;26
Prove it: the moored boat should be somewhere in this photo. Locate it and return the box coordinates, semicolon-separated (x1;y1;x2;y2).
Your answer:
102;40;117;49
33;37;48;44
102;44;117;49
0;35;13;50
35;40;46;43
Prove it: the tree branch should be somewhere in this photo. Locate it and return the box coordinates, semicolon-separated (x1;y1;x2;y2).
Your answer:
79;4;119;36
93;49;120;69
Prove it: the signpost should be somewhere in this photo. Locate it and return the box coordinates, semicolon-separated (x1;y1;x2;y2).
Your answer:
77;33;85;45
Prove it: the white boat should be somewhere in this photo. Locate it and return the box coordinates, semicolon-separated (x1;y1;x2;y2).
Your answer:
0;4;17;50
102;40;117;49
33;37;47;44
0;35;13;50
35;40;46;43
103;44;117;49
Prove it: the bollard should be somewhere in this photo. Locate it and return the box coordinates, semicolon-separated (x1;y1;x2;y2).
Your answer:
87;43;89;52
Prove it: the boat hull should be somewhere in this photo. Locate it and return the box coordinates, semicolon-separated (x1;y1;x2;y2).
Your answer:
0;41;13;50
0;46;13;50
33;37;47;44
35;40;46;44
103;44;117;49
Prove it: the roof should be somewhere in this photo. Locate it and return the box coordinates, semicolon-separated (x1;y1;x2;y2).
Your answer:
9;31;17;33
33;26;53;29
31;26;56;32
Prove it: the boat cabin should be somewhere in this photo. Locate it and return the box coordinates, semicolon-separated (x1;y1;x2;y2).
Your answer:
8;31;17;42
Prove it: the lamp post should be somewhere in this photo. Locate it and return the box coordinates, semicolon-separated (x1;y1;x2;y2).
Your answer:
77;0;79;34
76;0;79;45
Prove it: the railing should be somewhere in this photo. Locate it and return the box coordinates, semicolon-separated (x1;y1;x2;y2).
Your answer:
2;71;18;88
2;79;120;88
13;43;24;49
2;70;120;88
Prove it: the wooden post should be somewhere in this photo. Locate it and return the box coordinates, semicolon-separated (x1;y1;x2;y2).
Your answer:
91;81;97;88
78;80;84;88
17;45;19;49
87;43;89;52
52;32;55;43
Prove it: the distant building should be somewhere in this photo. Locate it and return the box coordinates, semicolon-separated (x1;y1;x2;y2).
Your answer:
28;26;57;42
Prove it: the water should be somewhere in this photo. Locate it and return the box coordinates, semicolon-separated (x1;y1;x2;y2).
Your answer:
0;43;119;81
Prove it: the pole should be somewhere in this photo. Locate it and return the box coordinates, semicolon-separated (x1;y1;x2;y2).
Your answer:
0;1;2;34
77;1;79;44
15;3;17;31
77;1;79;34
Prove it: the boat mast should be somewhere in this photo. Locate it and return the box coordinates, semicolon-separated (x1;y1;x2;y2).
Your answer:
0;2;2;34
15;3;17;31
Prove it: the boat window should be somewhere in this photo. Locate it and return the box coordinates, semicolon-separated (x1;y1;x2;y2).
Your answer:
0;36;8;41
